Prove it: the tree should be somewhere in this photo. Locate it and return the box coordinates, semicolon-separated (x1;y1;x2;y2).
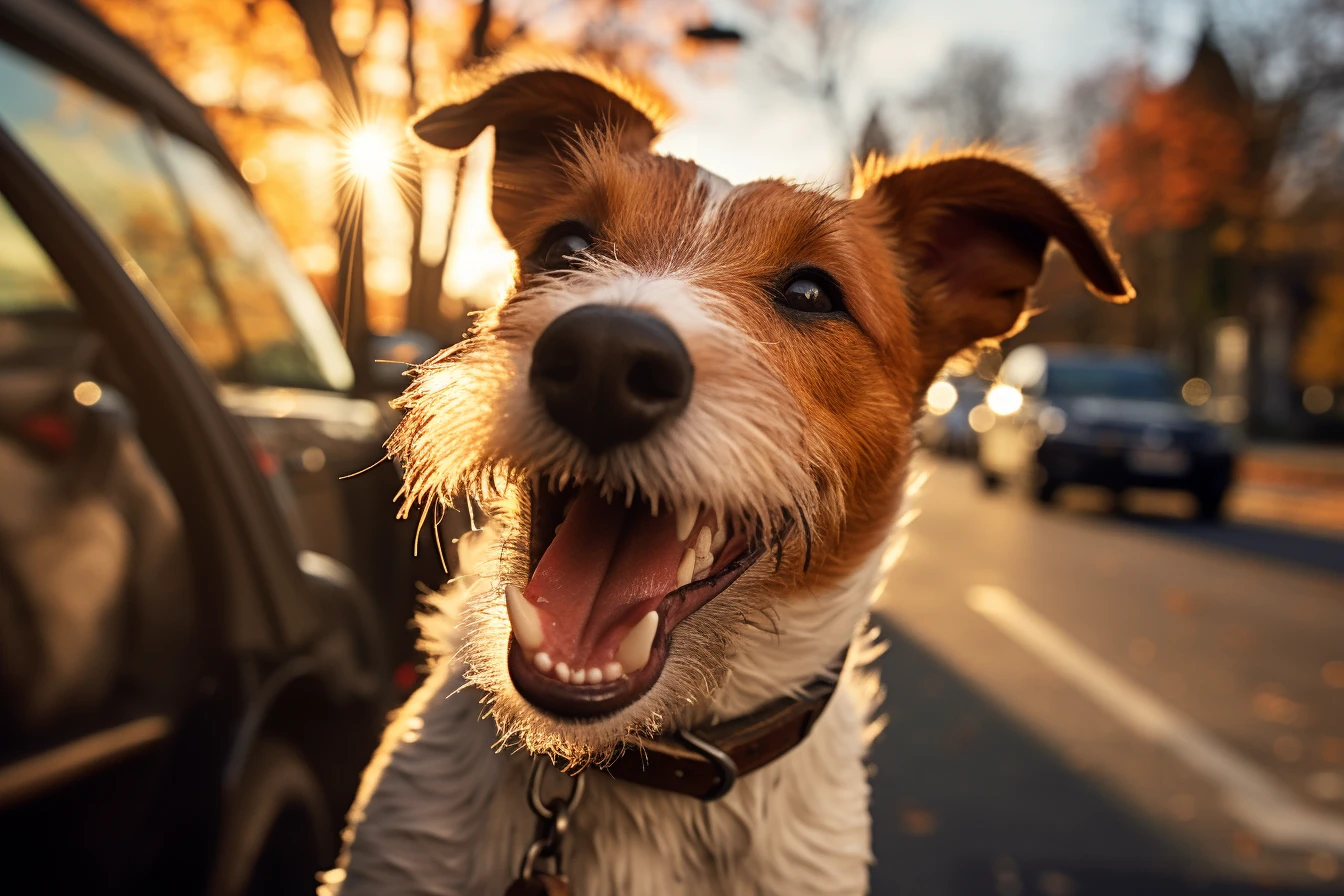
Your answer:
1051;2;1344;427
1218;0;1344;199
82;0;749;355
83;0;465;352
1056;64;1138;171
1087;77;1249;235
681;0;880;148
908;43;1032;147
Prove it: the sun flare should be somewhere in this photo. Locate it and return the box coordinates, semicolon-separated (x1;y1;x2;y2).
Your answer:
343;126;396;181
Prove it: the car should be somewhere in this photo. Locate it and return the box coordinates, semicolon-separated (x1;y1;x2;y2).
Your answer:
976;345;1237;518
918;374;989;457
0;1;462;893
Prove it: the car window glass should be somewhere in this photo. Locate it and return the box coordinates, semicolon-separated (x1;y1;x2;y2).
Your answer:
1045;363;1178;401
0;197;75;314
0;194;194;750
155;133;354;392
0;43;245;380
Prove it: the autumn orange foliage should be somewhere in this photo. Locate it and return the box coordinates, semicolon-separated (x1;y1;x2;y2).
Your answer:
1088;85;1248;235
80;0;489;331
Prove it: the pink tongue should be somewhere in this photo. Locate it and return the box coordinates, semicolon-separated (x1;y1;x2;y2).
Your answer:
524;485;683;663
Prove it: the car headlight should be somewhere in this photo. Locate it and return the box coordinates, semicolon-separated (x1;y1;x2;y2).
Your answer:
925;380;958;416
987;384;1023;416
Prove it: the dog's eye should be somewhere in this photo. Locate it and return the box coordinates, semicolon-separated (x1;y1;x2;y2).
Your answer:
537;226;593;271
776;271;839;314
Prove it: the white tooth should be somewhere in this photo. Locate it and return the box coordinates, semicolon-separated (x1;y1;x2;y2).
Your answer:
603;661;623;681
617;610;658;673
677;548;696;588
587;666;603;683
695;526;711;560
555;662;571;683
694;526;714;577
572;668;586;685
534;652;553;673
645;491;654;514
506;584;543;651
676;505;698;542
710;524;727;554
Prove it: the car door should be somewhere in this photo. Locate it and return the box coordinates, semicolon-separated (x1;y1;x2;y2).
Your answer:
0;41;231;892
0;144;205;895
0;36;328;893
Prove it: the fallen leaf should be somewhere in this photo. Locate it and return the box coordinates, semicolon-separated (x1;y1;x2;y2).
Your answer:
1252;685;1307;726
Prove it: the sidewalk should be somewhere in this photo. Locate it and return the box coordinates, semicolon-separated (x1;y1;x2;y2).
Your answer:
1230;442;1344;537
1238;442;1344;489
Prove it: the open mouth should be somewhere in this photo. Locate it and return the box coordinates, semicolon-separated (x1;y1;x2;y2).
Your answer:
506;481;767;719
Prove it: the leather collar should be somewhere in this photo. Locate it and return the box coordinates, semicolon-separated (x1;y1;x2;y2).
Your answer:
597;647;848;801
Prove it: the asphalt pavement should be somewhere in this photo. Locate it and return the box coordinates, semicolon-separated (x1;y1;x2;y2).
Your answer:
867;457;1344;895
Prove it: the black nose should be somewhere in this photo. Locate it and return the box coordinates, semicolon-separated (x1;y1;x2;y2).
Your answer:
530;305;693;453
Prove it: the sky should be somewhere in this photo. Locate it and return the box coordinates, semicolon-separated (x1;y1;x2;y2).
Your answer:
450;0;1258;306
652;0;1210;185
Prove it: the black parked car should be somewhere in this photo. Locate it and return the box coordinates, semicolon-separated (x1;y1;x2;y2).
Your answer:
0;2;458;892
917;374;988;457
977;345;1237;518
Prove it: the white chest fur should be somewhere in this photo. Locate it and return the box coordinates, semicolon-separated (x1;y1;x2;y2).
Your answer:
327;537;895;896
330;660;872;896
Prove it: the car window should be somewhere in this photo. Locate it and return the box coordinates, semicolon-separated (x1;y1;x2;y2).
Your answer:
0;42;244;380
0;193;195;748
1045;361;1179;401
155;133;354;392
0;43;352;393
0;195;74;314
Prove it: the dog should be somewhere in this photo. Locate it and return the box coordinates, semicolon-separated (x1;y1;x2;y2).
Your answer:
324;56;1132;896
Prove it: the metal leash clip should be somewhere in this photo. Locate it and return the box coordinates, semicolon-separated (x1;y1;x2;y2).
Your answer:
505;756;586;895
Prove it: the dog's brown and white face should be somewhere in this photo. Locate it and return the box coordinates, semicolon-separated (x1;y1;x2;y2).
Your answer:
389;58;1132;764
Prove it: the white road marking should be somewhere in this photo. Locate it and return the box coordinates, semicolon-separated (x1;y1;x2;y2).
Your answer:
967;585;1344;855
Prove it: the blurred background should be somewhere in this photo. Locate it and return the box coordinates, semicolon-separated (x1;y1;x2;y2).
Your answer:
0;0;1341;894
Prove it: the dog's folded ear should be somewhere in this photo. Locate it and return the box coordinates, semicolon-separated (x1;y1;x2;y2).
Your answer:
854;151;1134;385
413;56;672;244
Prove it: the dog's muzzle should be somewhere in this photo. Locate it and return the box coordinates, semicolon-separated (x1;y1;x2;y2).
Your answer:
529;304;693;453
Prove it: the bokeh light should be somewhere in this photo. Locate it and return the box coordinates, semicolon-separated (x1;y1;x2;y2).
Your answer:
1182;377;1211;406
926;381;958;416
1214;395;1249;424
986;384;1023;416
1038;406;1068;435
1303;384;1334;415
968;404;996;433
72;381;102;406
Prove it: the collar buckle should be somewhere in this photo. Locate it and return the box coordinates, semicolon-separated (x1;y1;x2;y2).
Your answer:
676;729;738;801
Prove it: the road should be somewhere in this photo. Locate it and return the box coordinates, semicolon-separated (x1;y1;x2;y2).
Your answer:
866;457;1344;896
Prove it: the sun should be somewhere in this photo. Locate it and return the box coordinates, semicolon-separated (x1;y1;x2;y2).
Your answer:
344;126;396;181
